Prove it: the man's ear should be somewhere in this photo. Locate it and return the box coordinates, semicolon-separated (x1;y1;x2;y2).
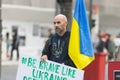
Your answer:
65;21;68;26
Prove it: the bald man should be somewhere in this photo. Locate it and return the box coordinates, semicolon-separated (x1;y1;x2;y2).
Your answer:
41;14;76;67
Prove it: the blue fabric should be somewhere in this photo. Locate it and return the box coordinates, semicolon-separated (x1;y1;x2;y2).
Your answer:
74;0;94;57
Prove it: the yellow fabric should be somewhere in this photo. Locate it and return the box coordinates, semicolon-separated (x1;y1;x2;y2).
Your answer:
69;18;94;69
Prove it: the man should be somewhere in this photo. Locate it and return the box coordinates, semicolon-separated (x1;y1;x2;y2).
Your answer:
105;34;116;61
10;30;20;60
41;14;75;67
6;32;11;57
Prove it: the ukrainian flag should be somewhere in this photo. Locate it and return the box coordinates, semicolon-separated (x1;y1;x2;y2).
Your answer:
68;0;94;69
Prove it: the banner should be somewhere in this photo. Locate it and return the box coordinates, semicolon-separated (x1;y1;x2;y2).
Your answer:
16;54;84;80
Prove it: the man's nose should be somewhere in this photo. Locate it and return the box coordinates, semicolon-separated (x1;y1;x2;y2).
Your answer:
54;23;59;27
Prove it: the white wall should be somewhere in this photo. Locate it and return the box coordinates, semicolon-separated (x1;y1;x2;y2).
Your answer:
2;4;55;23
2;0;56;8
1;2;55;56
2;20;53;55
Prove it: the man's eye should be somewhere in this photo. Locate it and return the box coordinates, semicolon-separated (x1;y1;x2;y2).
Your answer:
54;21;61;24
57;21;60;24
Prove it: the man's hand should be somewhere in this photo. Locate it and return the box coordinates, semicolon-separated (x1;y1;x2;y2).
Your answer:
41;55;48;61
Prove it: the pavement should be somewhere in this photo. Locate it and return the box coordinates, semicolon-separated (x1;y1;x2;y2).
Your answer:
1;50;42;66
1;52;19;80
1;64;18;80
2;59;19;66
2;52;19;66
1;52;41;66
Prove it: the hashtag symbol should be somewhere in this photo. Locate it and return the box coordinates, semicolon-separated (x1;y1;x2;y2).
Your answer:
22;57;27;65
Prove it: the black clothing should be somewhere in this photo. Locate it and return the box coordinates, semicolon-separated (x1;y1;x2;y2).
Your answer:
42;31;76;67
48;33;53;38
105;38;116;60
96;39;105;52
10;33;20;60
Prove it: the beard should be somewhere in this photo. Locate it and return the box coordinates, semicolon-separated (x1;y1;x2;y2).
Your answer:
55;27;63;35
55;27;60;32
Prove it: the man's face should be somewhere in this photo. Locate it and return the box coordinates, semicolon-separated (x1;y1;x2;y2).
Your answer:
53;16;67;34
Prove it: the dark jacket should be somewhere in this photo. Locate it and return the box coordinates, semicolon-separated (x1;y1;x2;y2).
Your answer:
12;32;20;49
42;31;76;67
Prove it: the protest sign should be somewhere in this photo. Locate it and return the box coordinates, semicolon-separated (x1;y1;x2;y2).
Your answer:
16;54;84;80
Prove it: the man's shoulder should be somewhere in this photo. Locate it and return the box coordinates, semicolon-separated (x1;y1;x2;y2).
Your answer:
66;30;70;34
65;31;70;37
47;34;56;42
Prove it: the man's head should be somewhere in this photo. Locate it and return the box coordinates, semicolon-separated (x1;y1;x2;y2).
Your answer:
53;14;68;36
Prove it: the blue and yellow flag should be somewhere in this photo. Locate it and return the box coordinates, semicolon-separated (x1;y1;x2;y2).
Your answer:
68;0;94;69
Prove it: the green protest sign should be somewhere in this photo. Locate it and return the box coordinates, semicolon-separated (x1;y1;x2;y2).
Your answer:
16;54;84;80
